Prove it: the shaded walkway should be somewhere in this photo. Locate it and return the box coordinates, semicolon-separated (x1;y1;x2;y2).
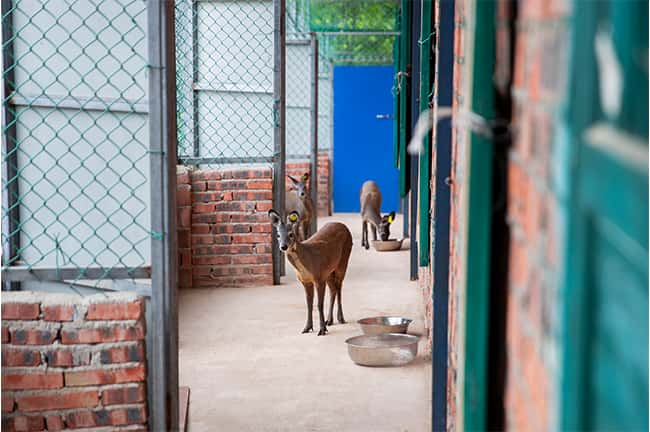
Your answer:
179;213;431;431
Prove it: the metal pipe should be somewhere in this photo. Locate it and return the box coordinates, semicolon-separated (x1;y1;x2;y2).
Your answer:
432;0;455;429
272;0;286;284
191;0;200;158
2;0;20;291
147;0;178;429
310;33;319;234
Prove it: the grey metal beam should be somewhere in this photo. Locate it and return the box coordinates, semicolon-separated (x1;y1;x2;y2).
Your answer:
2;266;152;281
192;83;273;95
179;156;274;165
147;0;178;430
318;31;400;36
272;0;286;284
309;33;318;235
2;0;20;291
10;95;149;114
192;0;200;158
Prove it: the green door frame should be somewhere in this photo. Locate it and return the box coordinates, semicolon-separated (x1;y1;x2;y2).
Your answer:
560;0;649;429
462;0;496;430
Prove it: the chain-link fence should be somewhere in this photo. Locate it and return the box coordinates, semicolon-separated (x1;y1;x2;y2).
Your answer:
175;0;276;165
1;0;163;291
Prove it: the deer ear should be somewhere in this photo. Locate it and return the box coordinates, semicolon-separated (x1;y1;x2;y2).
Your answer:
287;175;299;185
268;209;282;226
387;211;396;224
287;211;300;224
301;172;310;182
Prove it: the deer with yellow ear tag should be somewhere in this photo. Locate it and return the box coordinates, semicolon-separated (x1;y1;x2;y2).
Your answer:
268;209;352;336
285;172;315;240
360;180;396;249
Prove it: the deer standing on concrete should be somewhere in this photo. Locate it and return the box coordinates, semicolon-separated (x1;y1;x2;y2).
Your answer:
360;180;396;250
269;209;352;336
285;173;315;240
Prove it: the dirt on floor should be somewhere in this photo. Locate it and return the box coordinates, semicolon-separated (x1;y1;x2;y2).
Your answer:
179;213;431;432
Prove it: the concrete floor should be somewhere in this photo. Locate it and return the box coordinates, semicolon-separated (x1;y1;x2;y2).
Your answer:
179;213;431;432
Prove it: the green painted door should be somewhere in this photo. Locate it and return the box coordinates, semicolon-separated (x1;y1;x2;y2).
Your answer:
562;1;648;430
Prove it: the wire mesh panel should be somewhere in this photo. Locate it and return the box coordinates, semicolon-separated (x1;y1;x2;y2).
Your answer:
175;0;276;165
2;0;153;288
286;36;313;161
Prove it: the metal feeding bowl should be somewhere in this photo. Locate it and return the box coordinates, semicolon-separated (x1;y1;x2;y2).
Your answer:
372;239;403;252
358;316;412;336
345;333;420;367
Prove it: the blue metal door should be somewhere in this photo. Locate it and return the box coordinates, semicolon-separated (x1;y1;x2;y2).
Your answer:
332;65;398;213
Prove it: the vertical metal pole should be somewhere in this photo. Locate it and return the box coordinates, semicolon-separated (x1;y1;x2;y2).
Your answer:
409;0;421;281
272;0;286;285
432;0;454;429
1;0;20;291
191;0;199;159
328;60;334;216
148;1;178;429
309;33;318;233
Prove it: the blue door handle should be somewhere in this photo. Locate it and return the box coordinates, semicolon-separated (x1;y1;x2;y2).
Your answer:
376;114;393;120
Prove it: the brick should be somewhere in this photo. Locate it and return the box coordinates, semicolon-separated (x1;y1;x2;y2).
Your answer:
192;169;221;181
10;416;44;432
45;416;64;431
2;326;9;343
191;234;231;246
245;180;273;190
45;349;90;367
256;201;273;211
177;184;192;206
251;224;272;233
250;264;273;275
10;328;57;346
65;364;145;386
231;168;272;179
193;245;253;255
2;303;40;320
177;206;191;228
254;244;273;254
231;234;271;244
192;192;225;203
233;191;273;201
179;250;192;268
61;323;144;344
102;384;146;405
232;255;272;265
2;372;63;390
99;344;145;364
228;212;269;223
177;167;191;184
2;348;41;366
2;394;15;413
230;275;274;286
193;203;215;213
214;201;256;212
178;230;191;249
43;305;74;322
192;255;232;266
66;407;147;428
86;300;143;320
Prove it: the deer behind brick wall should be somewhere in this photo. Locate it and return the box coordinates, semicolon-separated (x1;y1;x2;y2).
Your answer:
269;209;352;336
285;173;315;240
360;180;395;250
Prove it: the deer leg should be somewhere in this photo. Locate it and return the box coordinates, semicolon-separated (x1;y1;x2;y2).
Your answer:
326;275;337;326
362;221;369;249
316;282;328;335
371;224;378;242
301;282;314;333
336;279;346;324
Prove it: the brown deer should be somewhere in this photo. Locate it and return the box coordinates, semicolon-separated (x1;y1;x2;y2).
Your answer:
286;173;315;240
269;209;352;336
360;180;395;250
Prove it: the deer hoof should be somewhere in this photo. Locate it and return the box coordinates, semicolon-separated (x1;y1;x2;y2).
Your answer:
317;327;328;336
338;317;346;324
301;326;313;334
325;318;333;326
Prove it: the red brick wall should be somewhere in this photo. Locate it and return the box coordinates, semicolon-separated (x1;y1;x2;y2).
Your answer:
285;152;332;217
504;0;569;430
188;167;274;288
1;292;147;431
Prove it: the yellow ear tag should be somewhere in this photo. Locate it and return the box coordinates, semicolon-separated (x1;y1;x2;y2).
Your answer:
301;174;309;181
288;214;298;222
387;215;394;223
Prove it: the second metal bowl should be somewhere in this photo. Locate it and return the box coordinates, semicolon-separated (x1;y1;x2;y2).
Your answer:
345;333;420;367
357;316;412;335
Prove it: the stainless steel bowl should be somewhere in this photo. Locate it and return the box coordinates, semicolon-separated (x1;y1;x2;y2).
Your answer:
345;333;419;367
357;316;412;335
372;239;403;251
